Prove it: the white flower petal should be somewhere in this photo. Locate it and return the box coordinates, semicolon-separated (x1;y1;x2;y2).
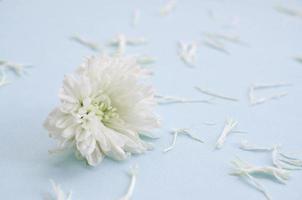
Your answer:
61;125;77;138
86;146;104;166
75;129;92;142
77;136;96;156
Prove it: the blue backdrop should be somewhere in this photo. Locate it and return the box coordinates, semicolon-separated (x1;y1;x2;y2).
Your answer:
0;0;302;199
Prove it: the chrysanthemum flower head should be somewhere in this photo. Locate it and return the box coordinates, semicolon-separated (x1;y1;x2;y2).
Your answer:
44;54;160;166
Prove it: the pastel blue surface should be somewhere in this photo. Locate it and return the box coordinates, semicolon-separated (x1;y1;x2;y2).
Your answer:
1;0;302;199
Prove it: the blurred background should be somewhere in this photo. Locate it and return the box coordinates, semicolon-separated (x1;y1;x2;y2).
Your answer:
0;0;302;199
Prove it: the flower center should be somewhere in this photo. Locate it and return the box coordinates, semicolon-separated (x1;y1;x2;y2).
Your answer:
87;94;119;123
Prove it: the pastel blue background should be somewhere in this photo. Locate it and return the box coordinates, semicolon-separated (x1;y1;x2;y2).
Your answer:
1;0;302;199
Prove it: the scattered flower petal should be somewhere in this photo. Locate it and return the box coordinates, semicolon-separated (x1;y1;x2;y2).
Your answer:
119;165;139;200
109;34;147;55
215;118;238;149
203;32;249;46
203;121;216;126
252;82;292;90
48;180;72;200
160;0;177;16
70;36;100;52
194;86;239;102
274;5;302;18
294;55;302;63
0;60;32;76
202;39;229;54
132;9;140;27
135;55;156;65
231;166;271;200
163;130;178;153
178;41;199;67
231;158;290;184
240;141;302;170
0;69;10;87
248;83;290;106
155;94;213;105
240;140;272;152
163;128;203;153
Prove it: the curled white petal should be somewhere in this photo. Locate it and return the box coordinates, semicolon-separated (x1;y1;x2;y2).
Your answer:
119;165;139;200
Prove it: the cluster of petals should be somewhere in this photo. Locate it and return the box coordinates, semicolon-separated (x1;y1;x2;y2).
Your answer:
44;54;160;166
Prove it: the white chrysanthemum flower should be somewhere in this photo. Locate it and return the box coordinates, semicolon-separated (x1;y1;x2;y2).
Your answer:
44;54;160;166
